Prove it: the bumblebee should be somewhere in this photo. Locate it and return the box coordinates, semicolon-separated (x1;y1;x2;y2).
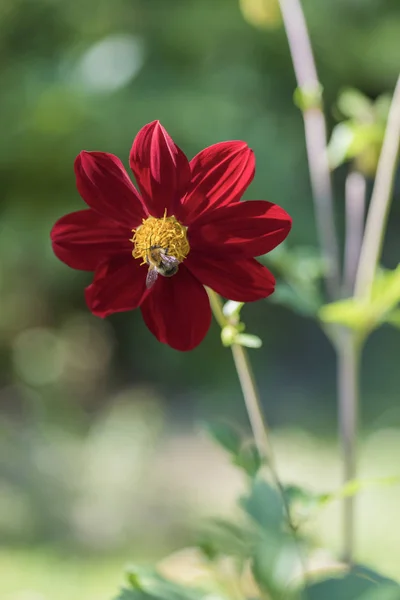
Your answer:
145;246;180;289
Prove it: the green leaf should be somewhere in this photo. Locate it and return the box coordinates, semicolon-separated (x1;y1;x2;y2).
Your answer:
233;441;263;477
234;333;263;348
269;281;322;316
305;566;400;600
204;420;242;456
319;265;400;335
337;88;373;120
197;518;253;561
115;590;155;600
283;484;321;514
372;266;400;312
358;585;400;600
328;122;356;169
240;480;284;533
386;309;400;328
319;297;371;332
317;476;400;508
124;566;204;600
262;245;325;316
329;89;389;174
252;537;301;598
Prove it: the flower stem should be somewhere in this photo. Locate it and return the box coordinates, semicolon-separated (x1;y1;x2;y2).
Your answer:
343;171;366;297
230;342;288;500
335;75;400;563
354;74;400;301
332;169;366;564
277;0;340;300
336;329;360;564
207;289;302;562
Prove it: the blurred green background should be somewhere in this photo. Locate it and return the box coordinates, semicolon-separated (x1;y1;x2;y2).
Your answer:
1;0;400;597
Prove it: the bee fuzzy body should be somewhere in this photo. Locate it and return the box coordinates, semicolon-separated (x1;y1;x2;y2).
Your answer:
145;246;180;288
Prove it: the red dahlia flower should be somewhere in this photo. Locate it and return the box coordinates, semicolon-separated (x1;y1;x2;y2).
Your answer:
51;121;292;351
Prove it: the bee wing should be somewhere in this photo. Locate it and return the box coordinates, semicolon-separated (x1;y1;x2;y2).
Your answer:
161;254;179;267
146;266;159;289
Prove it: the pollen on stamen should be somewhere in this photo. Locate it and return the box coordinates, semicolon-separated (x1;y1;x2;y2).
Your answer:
131;212;190;265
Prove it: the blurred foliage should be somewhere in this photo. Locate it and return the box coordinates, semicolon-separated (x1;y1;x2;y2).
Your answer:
114;426;400;599
0;0;399;426
328;87;391;175
1;0;400;596
262;244;326;317
239;0;282;30
320;265;400;338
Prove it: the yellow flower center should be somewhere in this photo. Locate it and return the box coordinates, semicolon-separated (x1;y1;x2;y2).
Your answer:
131;212;190;265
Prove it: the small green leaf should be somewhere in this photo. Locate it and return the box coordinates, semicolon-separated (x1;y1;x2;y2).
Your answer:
305;565;400;600
262;244;325;316
240;480;284;533
204;420;242;455
252;537;301;597
329;88;389;175
319;265;400;335
372;266;400;312
318;476;400;508
234;333;262;348
337;88;373;120
125;566;205;600
283;484;321;513
197;518;253;562
328;122;356;169
114;589;151;600
386;309;400;328
319;297;371;332
233;441;263;477
270;281;322;316
358;585;400;600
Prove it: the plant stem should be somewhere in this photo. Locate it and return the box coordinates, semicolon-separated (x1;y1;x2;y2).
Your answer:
336;330;360;564
230;342;285;493
354;74;400;301
335;75;400;563
277;0;362;565
333;169;366;564
207;289;303;561
277;0;340;300
343;171;366;296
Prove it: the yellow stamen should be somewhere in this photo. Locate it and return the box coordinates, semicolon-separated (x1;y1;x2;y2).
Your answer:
131;211;190;265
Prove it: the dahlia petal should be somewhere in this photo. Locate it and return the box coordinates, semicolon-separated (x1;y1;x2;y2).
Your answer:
189;200;292;258
85;255;148;317
51;209;131;271
140;267;211;351
178;141;255;224
186;254;275;302
75;151;146;226
129;121;191;218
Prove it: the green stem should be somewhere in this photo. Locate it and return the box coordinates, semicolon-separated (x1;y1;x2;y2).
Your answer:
335;74;400;564
354;74;400;301
207;288;307;579
277;0;340;299
343;171;366;297
336;330;361;564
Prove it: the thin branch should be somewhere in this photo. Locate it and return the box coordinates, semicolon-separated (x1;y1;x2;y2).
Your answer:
278;0;340;299
207;289;308;583
343;171;366;296
336;330;360;564
354;74;400;300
